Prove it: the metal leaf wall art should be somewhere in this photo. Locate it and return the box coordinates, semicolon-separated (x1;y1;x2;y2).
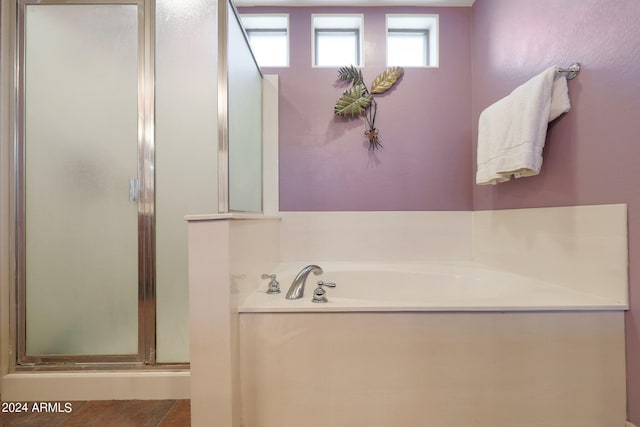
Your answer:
334;65;404;150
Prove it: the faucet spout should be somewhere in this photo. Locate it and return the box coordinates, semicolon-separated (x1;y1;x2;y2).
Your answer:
286;265;323;300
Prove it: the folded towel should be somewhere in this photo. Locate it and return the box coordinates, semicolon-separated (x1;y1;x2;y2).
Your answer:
476;66;571;185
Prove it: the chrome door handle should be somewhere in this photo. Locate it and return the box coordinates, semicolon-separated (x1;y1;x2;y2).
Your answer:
129;178;139;202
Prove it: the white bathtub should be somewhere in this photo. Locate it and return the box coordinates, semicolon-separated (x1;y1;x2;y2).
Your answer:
238;262;627;313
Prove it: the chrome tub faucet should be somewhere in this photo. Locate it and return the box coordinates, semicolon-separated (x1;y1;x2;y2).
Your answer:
286;265;323;300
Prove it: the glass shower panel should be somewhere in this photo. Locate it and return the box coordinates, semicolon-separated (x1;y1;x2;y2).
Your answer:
24;4;139;356
228;4;263;213
154;0;219;363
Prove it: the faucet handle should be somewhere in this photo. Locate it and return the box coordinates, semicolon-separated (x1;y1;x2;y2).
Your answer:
312;280;336;303
317;280;336;288
261;274;280;294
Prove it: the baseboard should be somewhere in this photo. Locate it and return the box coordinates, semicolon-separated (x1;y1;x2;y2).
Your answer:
1;371;189;401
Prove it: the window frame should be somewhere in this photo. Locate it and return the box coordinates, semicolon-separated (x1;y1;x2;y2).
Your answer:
386;14;439;68
240;14;290;68
312;14;364;68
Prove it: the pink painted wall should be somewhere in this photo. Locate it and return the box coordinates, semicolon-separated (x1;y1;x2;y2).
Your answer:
471;0;640;422
240;6;472;211
240;2;640;420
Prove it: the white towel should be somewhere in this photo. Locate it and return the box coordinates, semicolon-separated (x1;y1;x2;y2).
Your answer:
475;66;571;185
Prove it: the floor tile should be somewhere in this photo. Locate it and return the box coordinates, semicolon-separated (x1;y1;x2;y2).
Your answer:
158;400;190;427
59;400;176;427
1;400;190;426
0;401;86;427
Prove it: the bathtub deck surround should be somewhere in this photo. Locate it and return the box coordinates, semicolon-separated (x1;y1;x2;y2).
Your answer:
240;261;626;313
186;204;628;426
240;204;628;312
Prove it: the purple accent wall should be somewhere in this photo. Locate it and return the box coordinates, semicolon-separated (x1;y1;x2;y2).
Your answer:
471;0;640;422
241;2;640;421
240;6;473;211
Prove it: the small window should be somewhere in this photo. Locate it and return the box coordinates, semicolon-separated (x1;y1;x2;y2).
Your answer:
240;14;289;67
386;15;439;67
313;15;363;67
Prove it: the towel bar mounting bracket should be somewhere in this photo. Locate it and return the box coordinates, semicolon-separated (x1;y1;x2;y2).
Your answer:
559;62;580;80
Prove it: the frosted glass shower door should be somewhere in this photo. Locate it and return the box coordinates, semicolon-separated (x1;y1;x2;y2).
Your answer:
22;4;140;357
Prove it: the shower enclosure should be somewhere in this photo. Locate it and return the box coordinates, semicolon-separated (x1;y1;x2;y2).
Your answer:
7;0;262;371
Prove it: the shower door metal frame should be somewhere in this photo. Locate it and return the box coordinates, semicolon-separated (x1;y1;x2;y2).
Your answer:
14;0;157;367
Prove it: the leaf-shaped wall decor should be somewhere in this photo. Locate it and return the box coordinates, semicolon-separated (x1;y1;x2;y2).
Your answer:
334;84;373;117
370;67;404;94
337;65;364;85
333;66;404;151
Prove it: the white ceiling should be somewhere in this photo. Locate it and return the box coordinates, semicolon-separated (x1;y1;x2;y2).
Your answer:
235;0;475;6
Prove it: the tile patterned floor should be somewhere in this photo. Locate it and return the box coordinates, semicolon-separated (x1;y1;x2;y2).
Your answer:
0;399;190;427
